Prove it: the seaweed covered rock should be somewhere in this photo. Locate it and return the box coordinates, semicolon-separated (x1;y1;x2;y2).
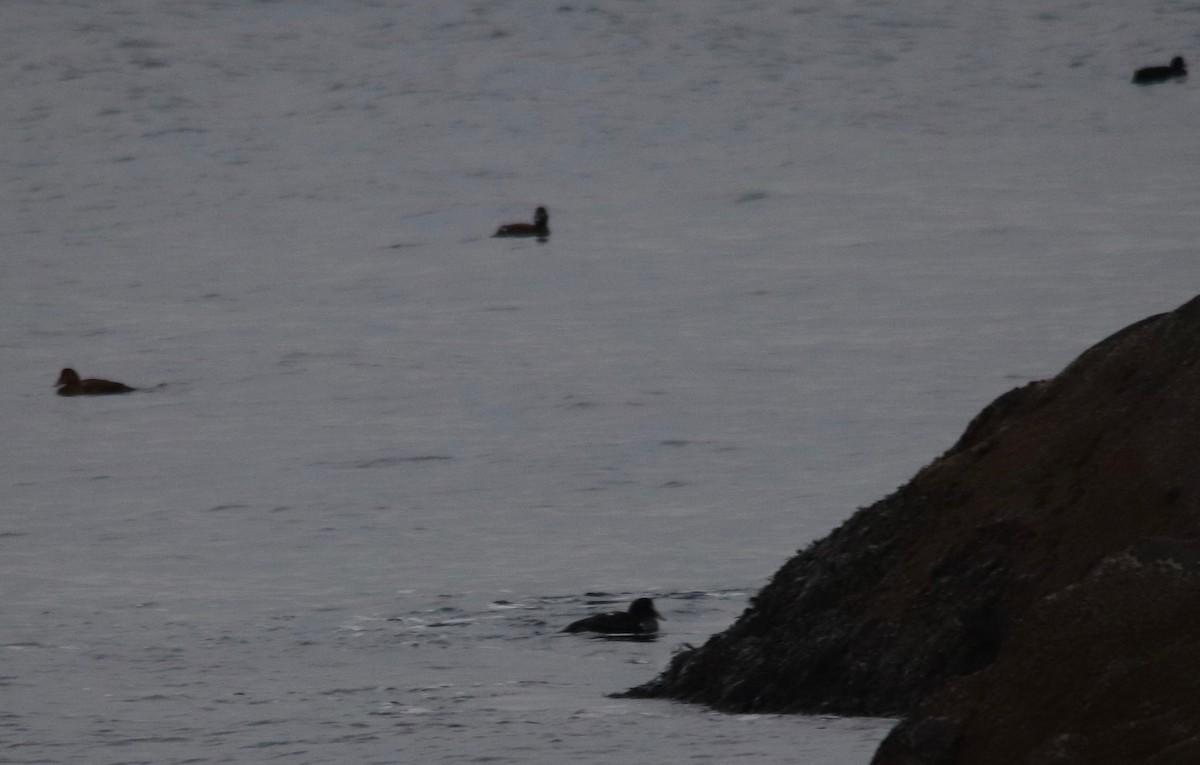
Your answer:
627;294;1200;761
873;542;1200;764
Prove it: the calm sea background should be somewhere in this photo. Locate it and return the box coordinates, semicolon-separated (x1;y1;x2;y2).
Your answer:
3;1;1198;762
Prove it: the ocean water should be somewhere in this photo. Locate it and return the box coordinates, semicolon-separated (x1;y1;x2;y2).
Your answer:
3;1;1198;762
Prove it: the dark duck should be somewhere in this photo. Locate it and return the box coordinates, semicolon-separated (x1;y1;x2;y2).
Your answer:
55;368;136;396
1132;56;1187;84
562;597;663;635
493;206;549;239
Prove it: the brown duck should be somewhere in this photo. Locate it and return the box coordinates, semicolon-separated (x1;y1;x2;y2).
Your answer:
55;368;136;396
493;206;549;239
562;597;663;635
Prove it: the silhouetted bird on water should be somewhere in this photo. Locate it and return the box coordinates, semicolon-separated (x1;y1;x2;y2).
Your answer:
493;206;549;239
54;368;136;396
1132;56;1187;85
562;597;663;635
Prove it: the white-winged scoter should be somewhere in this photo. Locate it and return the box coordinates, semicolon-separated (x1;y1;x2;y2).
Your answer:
562;597;663;635
493;206;549;239
55;367;136;396
1133;56;1187;84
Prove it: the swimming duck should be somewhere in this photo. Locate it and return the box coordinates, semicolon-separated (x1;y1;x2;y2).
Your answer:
562;597;663;635
1132;56;1187;84
493;206;549;239
55;368;136;396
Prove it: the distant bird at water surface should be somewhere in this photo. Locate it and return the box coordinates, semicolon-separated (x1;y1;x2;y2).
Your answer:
562;597;663;635
54;368;136;396
493;206;549;239
1132;56;1187;84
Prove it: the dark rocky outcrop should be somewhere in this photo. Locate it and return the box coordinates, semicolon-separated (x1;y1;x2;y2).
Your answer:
626;294;1200;763
873;543;1200;765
